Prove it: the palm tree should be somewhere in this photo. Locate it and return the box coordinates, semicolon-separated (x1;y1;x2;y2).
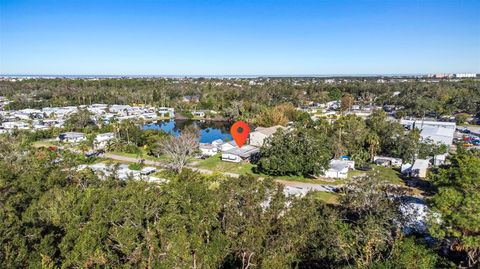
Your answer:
366;132;380;161
78;140;91;154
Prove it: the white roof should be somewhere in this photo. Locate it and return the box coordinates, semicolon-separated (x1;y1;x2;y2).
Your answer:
412;159;429;170
61;132;85;137
401;119;456;129
224;145;259;158
253;125;287;136
199;143;215;150
223;140;238;147
211;139;224;145
420;126;455;146
328;160;353;172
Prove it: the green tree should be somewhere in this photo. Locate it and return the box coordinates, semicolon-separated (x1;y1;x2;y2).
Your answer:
254;106;289;127
328;88;342;101
332;114;368;157
257;128;332;177
370;237;439;269
340;93;354;112
337;175;404;267
455;113;470;124
64;109;95;131
428;152;480;267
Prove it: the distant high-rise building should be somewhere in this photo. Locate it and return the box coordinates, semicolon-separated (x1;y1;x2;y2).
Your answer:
455;73;477;78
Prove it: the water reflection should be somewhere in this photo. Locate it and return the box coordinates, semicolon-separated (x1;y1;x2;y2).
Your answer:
143;119;233;143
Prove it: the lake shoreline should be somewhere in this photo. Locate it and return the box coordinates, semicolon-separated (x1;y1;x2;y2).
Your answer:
143;118;234;143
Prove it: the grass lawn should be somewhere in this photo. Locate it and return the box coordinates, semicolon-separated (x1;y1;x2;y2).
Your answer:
32;139;60;148
310;191;340;204
110;150;168;162
371;165;404;185
192;154;255;175
360;165;405;185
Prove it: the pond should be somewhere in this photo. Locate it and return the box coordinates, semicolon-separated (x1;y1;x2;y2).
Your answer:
143;119;233;143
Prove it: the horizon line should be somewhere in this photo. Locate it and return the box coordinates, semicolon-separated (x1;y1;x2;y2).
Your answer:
1;72;478;78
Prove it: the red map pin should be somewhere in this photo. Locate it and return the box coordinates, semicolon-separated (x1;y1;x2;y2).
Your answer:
230;121;250;148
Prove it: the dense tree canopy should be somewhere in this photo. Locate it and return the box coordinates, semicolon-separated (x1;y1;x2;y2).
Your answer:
1;134;455;268
257;128;332;177
2;78;479;120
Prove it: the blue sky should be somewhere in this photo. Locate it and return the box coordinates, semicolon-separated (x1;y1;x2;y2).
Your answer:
1;0;479;75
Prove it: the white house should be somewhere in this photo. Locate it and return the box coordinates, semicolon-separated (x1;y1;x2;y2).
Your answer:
109;105;131;115
192;111;206;118
79;163;162;182
199;143;218;157
401;163;413;174
32;123;49;130
140;112;158;120
94;133;115;149
2;121;30;130
373;156;403;167
433;153;447;166
221;145;259;163
211;139;224;149
58;132;86;143
249;125;287;147
157;107;175;118
324;159;355;179
411;159;429;178
220;141;238;152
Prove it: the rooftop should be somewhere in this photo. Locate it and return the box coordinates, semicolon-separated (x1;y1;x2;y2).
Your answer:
253;125;287;136
225;145;259;158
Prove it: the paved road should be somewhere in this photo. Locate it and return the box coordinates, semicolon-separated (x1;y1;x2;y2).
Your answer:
103;153;336;191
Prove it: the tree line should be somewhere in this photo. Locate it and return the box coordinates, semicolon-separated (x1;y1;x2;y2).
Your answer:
1;78;479;120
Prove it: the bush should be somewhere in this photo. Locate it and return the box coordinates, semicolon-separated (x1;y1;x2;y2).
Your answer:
128;162;143;170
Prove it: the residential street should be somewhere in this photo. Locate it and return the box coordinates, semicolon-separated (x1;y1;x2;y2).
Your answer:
103;152;337;191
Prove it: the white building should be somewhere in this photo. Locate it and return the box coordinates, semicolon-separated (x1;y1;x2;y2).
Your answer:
373;156;403;167
324;160;355;179
109;105;131;115
420;125;455;147
157;107;175;118
455;73;477;78
400;119;456;147
221;145;259;163
140;112;158;120
58;132;86;143
220;140;238;152
400;119;456;131
211;139;224;149
199;143;218;157
94;133;115;149
249;125;287;147
411;159;429;178
79;163;162;182
2;121;30;130
192;111;206;118
433;153;447;166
